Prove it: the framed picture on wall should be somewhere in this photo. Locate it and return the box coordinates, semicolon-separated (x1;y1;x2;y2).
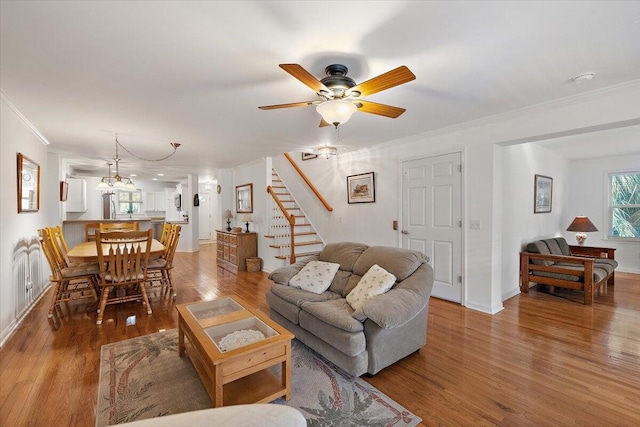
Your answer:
236;183;253;213
534;174;553;213
347;172;375;204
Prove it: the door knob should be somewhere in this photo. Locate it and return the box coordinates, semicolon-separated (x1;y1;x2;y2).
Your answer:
401;230;409;235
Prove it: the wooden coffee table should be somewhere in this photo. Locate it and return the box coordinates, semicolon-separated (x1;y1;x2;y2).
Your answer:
176;295;294;407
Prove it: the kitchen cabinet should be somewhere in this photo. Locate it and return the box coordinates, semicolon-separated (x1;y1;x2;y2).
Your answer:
144;191;167;211
216;231;257;274
66;178;87;212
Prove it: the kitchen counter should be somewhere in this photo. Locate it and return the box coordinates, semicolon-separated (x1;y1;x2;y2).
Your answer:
62;218;153;248
63;218;154;223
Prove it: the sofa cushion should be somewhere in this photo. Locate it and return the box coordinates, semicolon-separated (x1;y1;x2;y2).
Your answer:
342;274;362;297
554;238;572;256
328;270;353;296
352;246;425;281
594;258;618;272
319;242;369;271
535;264;609;283
542;238;563;256
289;261;340;294
299;311;366;357
270;283;339;308
266;290;301;325
347;264;397;321
301;299;363;333
526;241;554;266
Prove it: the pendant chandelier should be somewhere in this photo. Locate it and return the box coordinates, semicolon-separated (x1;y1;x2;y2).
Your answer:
96;134;181;191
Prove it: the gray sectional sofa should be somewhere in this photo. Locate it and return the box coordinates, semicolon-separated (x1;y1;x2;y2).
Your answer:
520;237;618;305
266;242;434;377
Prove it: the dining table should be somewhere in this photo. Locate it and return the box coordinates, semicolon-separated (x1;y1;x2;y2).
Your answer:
66;238;165;263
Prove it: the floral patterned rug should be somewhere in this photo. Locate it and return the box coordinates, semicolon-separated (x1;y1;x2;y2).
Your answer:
96;329;421;427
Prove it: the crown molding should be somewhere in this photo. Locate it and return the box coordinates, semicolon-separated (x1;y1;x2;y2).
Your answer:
372;79;640;151
1;90;50;146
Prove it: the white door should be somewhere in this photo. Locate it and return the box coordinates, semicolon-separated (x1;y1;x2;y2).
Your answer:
199;192;212;240
402;152;462;303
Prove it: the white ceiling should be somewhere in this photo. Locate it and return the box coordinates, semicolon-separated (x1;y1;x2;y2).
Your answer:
2;1;640;182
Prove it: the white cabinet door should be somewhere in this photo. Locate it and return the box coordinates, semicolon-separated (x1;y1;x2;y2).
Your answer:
144;192;168;211
154;192;167;211
66;178;87;212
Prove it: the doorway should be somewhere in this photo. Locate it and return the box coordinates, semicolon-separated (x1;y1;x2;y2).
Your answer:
402;152;463;303
198;192;212;240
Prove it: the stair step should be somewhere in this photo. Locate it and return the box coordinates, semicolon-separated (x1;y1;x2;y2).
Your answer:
264;231;316;239
275;251;321;260
269;240;323;249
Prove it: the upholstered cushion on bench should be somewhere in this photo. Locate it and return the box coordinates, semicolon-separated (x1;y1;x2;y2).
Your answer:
520;237;618;305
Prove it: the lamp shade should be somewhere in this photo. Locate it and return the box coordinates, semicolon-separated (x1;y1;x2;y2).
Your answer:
96;180;111;190
242;214;252;222
566;216;598;232
316;100;357;126
224;209;233;219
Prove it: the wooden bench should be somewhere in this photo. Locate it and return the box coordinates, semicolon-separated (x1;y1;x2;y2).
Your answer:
520;238;617;305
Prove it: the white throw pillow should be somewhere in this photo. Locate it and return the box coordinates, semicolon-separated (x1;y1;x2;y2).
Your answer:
346;264;397;320
289;261;340;294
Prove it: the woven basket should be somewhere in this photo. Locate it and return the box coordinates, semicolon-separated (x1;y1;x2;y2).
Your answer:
246;257;262;272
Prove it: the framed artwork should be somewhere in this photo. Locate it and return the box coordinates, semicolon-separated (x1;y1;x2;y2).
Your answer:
534;174;553;213
236;183;253;213
302;152;317;161
347;172;375;204
60;181;69;202
17;153;40;213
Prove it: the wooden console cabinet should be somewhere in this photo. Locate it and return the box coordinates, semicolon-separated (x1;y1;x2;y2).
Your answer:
216;230;257;274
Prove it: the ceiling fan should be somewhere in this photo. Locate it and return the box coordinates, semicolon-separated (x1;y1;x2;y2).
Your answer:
258;63;416;127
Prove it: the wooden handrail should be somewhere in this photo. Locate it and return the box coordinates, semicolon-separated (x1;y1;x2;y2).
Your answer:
284;152;333;212
267;186;296;264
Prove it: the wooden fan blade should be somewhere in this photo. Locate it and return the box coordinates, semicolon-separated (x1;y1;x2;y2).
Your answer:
356;100;406;118
319;118;331;127
258;101;319;110
280;64;331;94
348;66;416;97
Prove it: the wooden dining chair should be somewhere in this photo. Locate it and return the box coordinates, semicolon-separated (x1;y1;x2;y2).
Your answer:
85;222;102;242
146;225;181;298
38;229;98;318
95;229;152;325
159;222;172;245
99;222;139;233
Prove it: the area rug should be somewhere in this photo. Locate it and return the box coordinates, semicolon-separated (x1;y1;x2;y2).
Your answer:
96;329;421;427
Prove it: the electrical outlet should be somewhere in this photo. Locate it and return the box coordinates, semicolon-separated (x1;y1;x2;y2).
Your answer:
470;220;481;230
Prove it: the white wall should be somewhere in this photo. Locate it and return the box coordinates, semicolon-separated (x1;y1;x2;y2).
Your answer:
564;154;640;273
0;95;50;344
231;159;270;269
500;143;570;300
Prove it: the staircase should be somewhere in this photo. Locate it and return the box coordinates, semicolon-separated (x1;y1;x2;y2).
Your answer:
266;169;324;265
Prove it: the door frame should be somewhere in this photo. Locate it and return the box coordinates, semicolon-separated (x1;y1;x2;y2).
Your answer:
398;147;466;306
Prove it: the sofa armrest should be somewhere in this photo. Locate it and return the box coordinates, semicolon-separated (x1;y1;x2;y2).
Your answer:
362;263;434;329
268;255;319;285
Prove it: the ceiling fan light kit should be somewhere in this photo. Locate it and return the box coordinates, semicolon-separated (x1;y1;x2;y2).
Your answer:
259;63;415;127
316;100;357;127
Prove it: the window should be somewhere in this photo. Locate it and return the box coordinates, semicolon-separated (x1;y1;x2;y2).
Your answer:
607;171;640;239
118;190;142;215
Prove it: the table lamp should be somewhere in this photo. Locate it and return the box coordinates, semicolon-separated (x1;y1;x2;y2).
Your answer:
566;216;598;245
224;210;233;232
242;214;252;233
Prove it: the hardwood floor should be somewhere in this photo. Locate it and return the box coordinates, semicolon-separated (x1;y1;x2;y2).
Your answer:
1;243;639;426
